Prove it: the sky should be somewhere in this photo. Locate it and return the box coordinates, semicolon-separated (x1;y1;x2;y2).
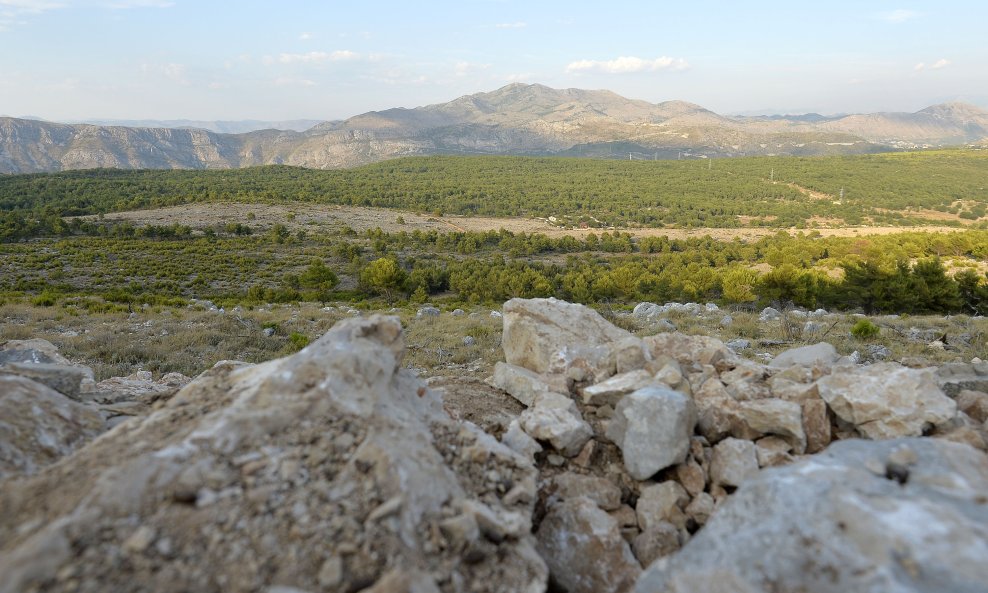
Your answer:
1;0;986;122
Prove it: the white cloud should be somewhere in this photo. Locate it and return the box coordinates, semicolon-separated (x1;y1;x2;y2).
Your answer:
299;31;312;40
878;9;919;23
163;62;188;84
495;21;526;29
277;50;358;64
915;58;951;72
565;55;689;74
0;0;63;31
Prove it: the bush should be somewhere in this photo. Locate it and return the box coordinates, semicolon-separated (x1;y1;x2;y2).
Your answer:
287;332;310;352
850;319;880;340
32;290;58;307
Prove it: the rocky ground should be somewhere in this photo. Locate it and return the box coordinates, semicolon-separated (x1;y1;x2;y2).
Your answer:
1;298;988;592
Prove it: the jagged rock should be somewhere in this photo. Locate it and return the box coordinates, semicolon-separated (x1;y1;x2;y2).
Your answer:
724;338;750;352
801;398;832;454
937;361;988;397
709;438;759;488
738;399;806;453
606;386;697;480
684;492;715;526
536;497;641;593
754;436;795;467
502;297;631;382
759;307;781;321
0;338;71;365
613;337;652;374
673;458;706;497
451;309;465;316
0;376;105;479
720;315;733;327
635;481;689;531
652;362;691;396
501;419;543;462
632;439;988;593
956;390;988;423
866;344;892;361
817;363;957;439
0;362;89;399
632;522;681;567
416;306;440;318
94;370;191;401
644;333;735;369
633;302;662;319
519;392;592;456
705;303;719;312
580;369;654;406
491;361;555;407
768;342;839;369
549;473;623;511
0;316;547;593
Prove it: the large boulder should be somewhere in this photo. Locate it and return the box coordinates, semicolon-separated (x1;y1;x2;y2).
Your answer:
633;438;988;593
0;376;105;479
607;386;697;480
0;362;89;399
502;298;632;381
0;316;547;593
817;363;957;439
536;497;641;593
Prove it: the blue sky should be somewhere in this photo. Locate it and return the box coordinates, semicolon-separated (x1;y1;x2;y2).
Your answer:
1;0;986;121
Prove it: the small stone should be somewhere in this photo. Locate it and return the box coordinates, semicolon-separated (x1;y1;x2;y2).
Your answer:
710;438;759;488
801;399;832;454
519;392;593;457
551;473;623;511
606;385;697;481
755;436;794;468
685;492;716;526
632;522;681;567
416;306;440;318
674;458;706;497
317;556;344;588
580;369;654;406
501;419;542;462
636;481;689;531
122;526;155;554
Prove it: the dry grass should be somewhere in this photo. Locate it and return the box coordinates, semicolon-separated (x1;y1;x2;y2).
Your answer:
2;297;985;383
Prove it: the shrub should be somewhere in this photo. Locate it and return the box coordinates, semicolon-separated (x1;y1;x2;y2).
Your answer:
851;319;880;340
287;332;310;352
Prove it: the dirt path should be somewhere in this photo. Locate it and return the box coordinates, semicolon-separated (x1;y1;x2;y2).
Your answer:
78;202;978;243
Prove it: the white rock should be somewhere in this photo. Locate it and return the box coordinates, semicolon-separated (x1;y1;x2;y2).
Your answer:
710;438;759;488
606;385;697;480
768;342;839;369
519;392;593;457
816;363;957;439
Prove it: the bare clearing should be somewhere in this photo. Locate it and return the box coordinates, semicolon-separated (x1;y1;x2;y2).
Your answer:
80;202;977;242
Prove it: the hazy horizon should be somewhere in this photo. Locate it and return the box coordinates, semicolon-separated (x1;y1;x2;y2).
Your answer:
2;1;986;121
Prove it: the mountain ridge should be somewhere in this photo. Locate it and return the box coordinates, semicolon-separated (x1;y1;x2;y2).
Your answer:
2;83;987;174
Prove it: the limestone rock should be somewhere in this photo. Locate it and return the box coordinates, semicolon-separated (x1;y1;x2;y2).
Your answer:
0;316;547;593
536;497;641;593
502;297;632;381
709;438;759;488
754;436;795;467
635;481;689;531
519;392;592;457
580;369;654;406
738;398;806;453
606;386;697;480
673;458;706;497
633;439;988;593
0;362;89;399
0;376;105;479
643;333;735;369
94;370;191;401
0;339;71;366
817;363;957;439
684;492;715;526
937;362;988;397
956;390;988;423
801;398;832;454
768;342;839;369
613;337;652;374
492;362;555;407
549;473;623;511
501;419;543;462
632;522;681;567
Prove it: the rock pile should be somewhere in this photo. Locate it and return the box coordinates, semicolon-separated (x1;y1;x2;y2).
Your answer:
2;298;987;593
491;298;987;593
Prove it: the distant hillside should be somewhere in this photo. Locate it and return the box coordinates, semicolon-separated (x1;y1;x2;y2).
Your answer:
77;119;325;134
2;83;988;174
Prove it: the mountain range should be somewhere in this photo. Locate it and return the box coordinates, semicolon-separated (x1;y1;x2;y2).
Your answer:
2;83;988;174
